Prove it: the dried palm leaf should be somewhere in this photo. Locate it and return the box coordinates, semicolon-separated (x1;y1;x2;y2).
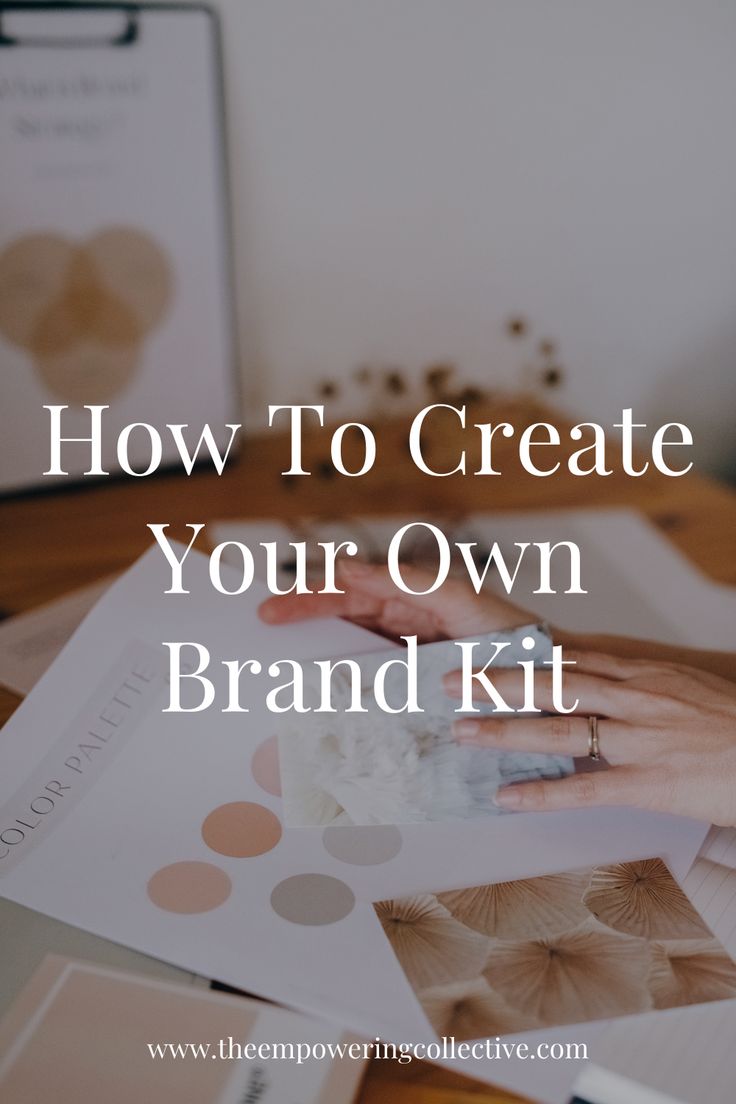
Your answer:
649;939;736;1009
483;918;652;1026
583;859;711;940
420;978;540;1040
437;870;589;939
374;895;489;991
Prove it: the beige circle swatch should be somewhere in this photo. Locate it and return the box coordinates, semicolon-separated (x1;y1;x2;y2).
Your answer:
270;874;355;926
0;226;172;404
86;226;171;331
202;801;282;858
251;736;282;797
0;233;73;347
147;861;231;914
33;250;141;356
37;341;139;406
322;825;403;866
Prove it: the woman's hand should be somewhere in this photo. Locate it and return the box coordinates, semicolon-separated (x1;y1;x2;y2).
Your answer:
449;651;736;827
259;560;533;643
260;562;736;825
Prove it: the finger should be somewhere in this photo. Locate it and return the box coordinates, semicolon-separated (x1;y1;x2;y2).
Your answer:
339;561;524;635
565;650;708;692
563;650;663;680
258;592;354;624
379;600;445;642
259;557;406;624
258;556;391;624
566;647;736;692
453;715;631;764
493;767;651;812
443;667;652;720
563;650;736;713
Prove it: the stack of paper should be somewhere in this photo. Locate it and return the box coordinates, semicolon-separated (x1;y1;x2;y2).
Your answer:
572;828;736;1104
0;508;734;1104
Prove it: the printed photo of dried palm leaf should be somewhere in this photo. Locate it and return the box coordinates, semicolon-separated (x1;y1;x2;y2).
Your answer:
419;977;541;1040
437;869;589;939
373;857;736;1039
483;917;653;1025
374;895;489;990
648;939;736;1009
583;858;712;940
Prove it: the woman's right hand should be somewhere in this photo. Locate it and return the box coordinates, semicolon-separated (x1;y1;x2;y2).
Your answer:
258;559;535;643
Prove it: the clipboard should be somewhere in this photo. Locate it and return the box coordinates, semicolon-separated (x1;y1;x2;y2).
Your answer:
0;3;239;491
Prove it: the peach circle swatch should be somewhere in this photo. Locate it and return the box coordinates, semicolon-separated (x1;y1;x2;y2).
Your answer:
270;874;355;926
202;801;282;858
322;825;403;866
147;861;231;914
251;736;281;797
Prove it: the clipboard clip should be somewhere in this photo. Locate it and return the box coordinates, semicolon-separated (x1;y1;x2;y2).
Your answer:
0;5;139;49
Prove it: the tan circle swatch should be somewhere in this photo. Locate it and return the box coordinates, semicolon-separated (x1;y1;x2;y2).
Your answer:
0;226;172;404
202;801;282;858
251;736;282;797
37;341;139;405
270;874;355;926
322;825;403;866
86;226;171;331
147;861;231;914
33;250;141;356
0;234;74;347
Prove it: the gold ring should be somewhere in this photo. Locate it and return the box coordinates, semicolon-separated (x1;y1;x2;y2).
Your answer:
588;715;601;761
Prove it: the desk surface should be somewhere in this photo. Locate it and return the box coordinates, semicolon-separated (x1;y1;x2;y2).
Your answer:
1;397;735;1104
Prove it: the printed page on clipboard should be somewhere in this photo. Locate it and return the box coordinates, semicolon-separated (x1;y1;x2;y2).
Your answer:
0;3;238;491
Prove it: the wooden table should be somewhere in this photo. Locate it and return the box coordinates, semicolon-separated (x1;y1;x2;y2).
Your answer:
1;396;735;1103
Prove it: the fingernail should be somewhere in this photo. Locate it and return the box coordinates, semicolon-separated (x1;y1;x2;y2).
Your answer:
340;559;372;577
258;601;278;623
453;719;480;741
494;787;521;809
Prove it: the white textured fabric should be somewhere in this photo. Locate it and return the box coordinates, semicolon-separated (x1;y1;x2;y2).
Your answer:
278;626;573;826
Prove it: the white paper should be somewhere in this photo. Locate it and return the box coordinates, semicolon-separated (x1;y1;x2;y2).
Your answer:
0;577;113;696
277;627;573;826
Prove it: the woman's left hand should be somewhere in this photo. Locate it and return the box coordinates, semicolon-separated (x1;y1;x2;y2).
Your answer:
447;650;736;827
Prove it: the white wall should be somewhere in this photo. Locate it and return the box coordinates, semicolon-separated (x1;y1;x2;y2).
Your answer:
208;1;736;472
